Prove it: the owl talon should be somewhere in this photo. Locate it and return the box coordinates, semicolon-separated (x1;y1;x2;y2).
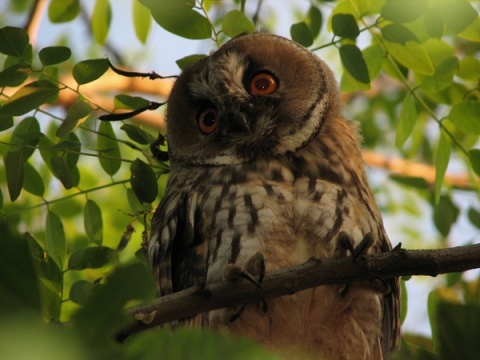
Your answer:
338;231;374;262
228;303;247;323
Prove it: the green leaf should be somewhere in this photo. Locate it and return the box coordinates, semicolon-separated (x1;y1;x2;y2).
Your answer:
10;116;40;159
437;302;480;360
417;57;458;93
4;151;24;201
48;0;80;23
141;0;211;39
114;94;150;110
424;10;444;38
339;44;370;84
0;115;14;132
91;0;111;45
468;207;480;229
457;56;480;80
46;211;66;269
433;0;478;34
381;0;428;23
69;280;95;305
0;26;30;57
39;46;71;66
400;279;408;323
56;100;92;138
0;63;31;87
381;24;418;45
121;124;152;145
459;17;480;42
290;22;314;47
127;187;145;214
305;5;322;39
469;149;480;177
449;101;480;135
176;54;207;70
71;261;155;344
434;132;451;203
362;45;384;81
384;41;435;75
50;156;73;189
72;58;109;85
0;80;58;116
133;0;151;43
222;10;255;38
395;93;417;148
84;200;103;245
433;195;459;237
97;121;121;176
332;14;359;39
428;290;440;350
68;246;114;270
390;175;429;189
23;161;45;196
131;158;158;204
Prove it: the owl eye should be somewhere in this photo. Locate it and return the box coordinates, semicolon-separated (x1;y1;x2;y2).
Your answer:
250;72;277;95
197;107;219;135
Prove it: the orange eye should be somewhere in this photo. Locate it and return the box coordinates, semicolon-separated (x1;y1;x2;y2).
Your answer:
250;72;277;95
197;107;219;135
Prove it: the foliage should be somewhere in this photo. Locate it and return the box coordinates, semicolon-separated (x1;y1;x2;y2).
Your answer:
0;0;479;358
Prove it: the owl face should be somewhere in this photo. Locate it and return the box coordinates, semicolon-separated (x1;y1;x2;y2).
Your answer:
166;33;338;167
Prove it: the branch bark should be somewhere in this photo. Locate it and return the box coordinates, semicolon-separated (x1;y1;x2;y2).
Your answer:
120;244;480;339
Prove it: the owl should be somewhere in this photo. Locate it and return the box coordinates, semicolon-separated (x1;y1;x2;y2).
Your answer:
148;33;400;360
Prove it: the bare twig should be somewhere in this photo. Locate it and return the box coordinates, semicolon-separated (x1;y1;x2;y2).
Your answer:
24;0;48;46
119;244;480;339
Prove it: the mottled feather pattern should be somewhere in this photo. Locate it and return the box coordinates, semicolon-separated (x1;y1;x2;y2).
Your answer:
149;33;400;359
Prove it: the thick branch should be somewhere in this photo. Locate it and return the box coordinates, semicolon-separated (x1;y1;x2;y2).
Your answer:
121;244;480;338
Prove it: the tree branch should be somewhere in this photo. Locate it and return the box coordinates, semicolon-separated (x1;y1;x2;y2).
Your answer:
119;244;480;339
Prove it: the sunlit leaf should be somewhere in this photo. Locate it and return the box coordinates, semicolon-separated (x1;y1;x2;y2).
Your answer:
140;0;211;39
72;58;109;85
176;54;207;70
449;101;480;135
290;22;313;47
362;45;384;81
457;57;480;80
222;10;255;38
131;158;158;204
91;0;111;45
0;63;31;87
339;44;370;84
0;26;30;57
69;280;95;305
381;0;428;23
46;211;66;269
384;41;435;75
121;124;152;145
68;246;114;270
395;92;417;148
39;46;71;66
56;100;92;138
23;161;45;196
381;24;418;44
468;149;480;177
433;0;478;34
434;131;451;204
4;150;24;201
48;0;80;23
424;11;444;38
332;13;359;39
428;290;440;351
97;121;121;175
0;80;58;116
133;0;151;43
459;17;480;42
84;199;103;245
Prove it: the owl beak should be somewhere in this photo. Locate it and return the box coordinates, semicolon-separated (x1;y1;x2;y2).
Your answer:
222;111;251;135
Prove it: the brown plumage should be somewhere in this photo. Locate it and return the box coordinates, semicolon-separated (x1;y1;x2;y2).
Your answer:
148;33;400;359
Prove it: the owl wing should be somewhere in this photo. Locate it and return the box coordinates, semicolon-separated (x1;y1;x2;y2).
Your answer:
149;184;205;297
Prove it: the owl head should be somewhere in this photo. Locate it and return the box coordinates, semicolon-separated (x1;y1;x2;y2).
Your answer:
166;33;340;167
